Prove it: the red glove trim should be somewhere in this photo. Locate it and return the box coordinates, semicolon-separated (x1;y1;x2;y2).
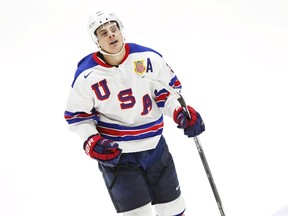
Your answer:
84;134;121;161
91;149;121;161
84;134;103;157
174;106;198;127
173;107;184;123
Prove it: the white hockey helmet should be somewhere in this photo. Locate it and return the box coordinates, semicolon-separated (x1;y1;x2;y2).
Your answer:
87;11;124;44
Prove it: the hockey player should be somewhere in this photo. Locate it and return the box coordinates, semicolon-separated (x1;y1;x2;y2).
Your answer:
64;11;205;216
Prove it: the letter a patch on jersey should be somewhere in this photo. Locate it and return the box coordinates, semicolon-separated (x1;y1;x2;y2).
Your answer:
134;60;146;74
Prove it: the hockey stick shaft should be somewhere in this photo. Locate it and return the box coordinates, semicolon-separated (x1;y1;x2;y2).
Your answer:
142;77;226;215
177;94;226;216
177;95;226;216
193;136;226;216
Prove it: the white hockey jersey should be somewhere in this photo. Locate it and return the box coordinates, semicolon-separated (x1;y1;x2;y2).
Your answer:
64;43;182;153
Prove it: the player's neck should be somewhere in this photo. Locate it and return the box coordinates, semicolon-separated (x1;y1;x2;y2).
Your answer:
103;46;126;66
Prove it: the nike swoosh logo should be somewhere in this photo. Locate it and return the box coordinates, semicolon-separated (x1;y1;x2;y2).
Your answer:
84;71;93;78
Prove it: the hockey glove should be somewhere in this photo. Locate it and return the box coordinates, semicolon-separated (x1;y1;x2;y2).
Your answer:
83;134;122;167
174;106;205;137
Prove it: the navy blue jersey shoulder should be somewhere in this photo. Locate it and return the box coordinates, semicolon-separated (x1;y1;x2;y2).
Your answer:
71;53;98;87
128;43;162;57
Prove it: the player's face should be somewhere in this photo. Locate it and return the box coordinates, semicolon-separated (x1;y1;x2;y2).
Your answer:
96;22;124;54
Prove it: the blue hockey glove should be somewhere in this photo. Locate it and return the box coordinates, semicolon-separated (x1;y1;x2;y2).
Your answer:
83;134;122;167
174;106;205;137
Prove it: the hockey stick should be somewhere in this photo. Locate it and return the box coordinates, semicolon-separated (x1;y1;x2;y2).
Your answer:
142;76;226;216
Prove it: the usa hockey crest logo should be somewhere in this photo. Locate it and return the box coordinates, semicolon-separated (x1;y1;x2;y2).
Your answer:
134;60;146;74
